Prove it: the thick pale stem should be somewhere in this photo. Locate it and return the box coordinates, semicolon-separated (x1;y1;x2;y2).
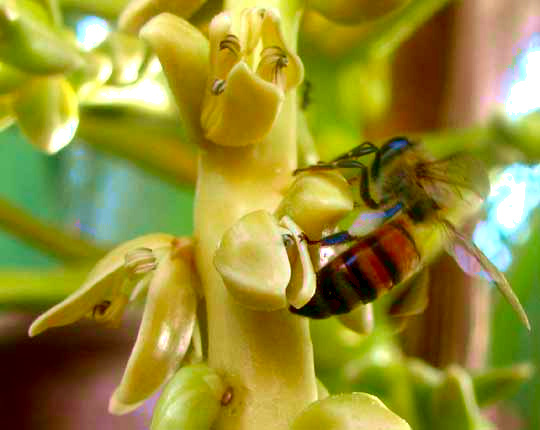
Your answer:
193;2;317;430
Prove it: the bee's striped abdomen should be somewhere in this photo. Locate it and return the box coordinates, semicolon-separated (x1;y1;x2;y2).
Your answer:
290;216;421;318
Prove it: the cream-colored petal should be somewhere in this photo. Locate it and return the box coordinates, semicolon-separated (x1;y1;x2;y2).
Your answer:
13;76;78;154
239;7;265;55
214;210;291;311
202;61;283;146
140;13;209;144
208;12;237;78
259;9;304;91
119;0;207;34
276;171;354;239
109;249;197;415
280;216;316;309
28;233;174;337
150;364;226;430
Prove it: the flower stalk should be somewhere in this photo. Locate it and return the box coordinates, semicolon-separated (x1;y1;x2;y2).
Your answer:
192;2;319;428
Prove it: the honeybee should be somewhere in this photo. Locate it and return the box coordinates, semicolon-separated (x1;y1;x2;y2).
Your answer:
290;137;530;330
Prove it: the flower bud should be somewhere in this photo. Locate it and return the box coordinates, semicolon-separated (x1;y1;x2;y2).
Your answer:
12;76;79;153
151;364;227;430
119;0;206;34
276;171;354;239
291;393;411;430
0;1;84;74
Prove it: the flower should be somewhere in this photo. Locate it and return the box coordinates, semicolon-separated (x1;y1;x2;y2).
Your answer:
200;8;304;146
29;234;200;415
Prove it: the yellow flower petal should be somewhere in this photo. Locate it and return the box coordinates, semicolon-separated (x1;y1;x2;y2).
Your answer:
259;9;304;91
13;76;79;153
28;233;174;337
202;61;283;146
276;171;354;239
140;13;209;144
280;216;316;309
109;246;198;414
119;0;207;34
214;210;291;310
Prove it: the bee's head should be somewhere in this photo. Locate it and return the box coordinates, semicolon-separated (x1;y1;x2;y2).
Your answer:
371;137;415;181
374;138;432;207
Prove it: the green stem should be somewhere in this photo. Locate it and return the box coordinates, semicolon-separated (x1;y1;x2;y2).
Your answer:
59;0;130;18
356;0;454;62
0;197;105;262
0;266;86;308
78;106;198;186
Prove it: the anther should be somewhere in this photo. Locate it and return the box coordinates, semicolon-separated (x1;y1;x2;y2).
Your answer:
124;247;157;278
92;300;111;318
219;34;241;56
211;79;226;95
221;386;234;406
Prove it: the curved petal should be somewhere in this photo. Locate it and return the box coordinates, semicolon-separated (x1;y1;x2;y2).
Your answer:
109;247;197;414
214;210;291;310
140;13;209;144
275;171;354;239
259;9;304;92
202;61;283;146
28;233;174;337
119;0;207;34
280;216;316;309
13;76;79;153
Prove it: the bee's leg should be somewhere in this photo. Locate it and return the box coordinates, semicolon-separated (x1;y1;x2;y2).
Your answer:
294;142;379;175
301;230;357;246
331;141;379;162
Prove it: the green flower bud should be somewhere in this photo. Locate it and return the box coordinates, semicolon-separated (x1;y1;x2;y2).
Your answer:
307;0;410;25
0;1;84;74
0;62;28;95
12;76;79;153
276;171;354;239
119;0;207;34
472;363;534;407
432;365;490;430
151;364;227;430
291;393;411;430
95;31;149;86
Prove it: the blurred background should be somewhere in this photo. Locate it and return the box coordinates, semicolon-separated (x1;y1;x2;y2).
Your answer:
0;0;539;428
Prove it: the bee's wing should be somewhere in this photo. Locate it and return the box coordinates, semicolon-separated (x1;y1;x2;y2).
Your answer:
441;220;530;330
419;153;491;202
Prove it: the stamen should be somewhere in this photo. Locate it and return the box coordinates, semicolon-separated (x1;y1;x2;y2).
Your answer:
124;247;157;278
92;300;111;318
258;46;288;85
219;34;241;56
211;78;227;95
